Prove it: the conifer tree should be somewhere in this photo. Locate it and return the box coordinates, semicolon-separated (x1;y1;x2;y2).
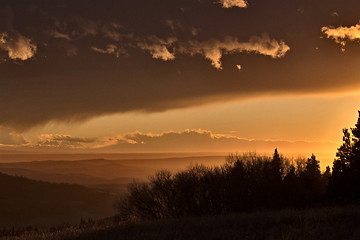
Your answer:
271;148;283;181
305;154;321;176
350;111;360;173
330;111;360;200
333;128;352;177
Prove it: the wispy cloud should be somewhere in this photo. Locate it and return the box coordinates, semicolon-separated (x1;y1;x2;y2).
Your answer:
93;129;336;153
219;0;248;8
179;33;290;69
0;129;337;153
102;23;128;41
42;15;290;69
50;18;103;41
37;134;96;149
0;127;29;146
134;33;289;69
138;36;177;61
91;44;127;57
49;30;72;40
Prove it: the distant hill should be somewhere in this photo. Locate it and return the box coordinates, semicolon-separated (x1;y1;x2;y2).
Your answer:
0;156;226;191
0;172;115;228
0;155;225;230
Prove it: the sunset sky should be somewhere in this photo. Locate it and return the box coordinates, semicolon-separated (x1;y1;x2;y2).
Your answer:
1;0;360;164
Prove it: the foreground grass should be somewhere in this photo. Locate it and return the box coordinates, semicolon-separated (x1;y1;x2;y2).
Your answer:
3;205;360;240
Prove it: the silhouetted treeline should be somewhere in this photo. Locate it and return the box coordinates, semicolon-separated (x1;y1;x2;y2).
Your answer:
115;111;360;221
115;151;328;220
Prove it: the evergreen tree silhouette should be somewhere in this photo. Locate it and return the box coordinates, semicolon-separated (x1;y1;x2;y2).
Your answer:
333;128;352;177
271;148;283;182
330;111;360;200
350;111;360;177
305;154;321;176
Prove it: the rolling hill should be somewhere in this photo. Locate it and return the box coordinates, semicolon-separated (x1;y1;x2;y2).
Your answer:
0;155;226;192
0;172;115;228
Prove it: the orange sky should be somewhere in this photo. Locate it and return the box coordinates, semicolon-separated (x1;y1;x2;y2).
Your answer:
2;92;359;169
1;0;360;168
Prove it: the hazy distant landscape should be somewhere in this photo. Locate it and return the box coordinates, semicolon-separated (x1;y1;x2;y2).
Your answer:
0;154;226;193
0;153;227;229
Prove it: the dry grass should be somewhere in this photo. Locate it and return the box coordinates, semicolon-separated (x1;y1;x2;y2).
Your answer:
3;204;360;240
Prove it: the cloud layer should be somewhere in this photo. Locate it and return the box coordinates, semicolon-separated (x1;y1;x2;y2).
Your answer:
37;134;96;149
0;0;360;129
93;129;336;154
5;129;335;154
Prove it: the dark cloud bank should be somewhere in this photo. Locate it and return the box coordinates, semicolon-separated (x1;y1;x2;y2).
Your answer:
1;0;360;130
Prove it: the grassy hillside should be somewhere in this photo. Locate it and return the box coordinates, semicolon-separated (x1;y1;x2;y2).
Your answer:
2;205;360;240
76;205;360;240
0;172;115;228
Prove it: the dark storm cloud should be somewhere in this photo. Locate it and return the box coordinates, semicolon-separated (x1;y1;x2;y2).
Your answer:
1;0;360;129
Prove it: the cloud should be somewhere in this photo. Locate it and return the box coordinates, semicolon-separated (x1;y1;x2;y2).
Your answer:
49;30;72;40
50;18;133;43
121;33;289;68
0;33;37;60
191;28;199;36
55;41;78;56
95;129;336;153
42;14;289;69
165;20;176;31
132;33;289;69
91;44;127;57
219;0;248;8
48;18;101;43
101;23;130;41
0;127;29;146
321;23;360;50
0;7;37;61
76;18;100;37
179;34;290;69
137;36;176;61
37;134;96;149
297;8;305;14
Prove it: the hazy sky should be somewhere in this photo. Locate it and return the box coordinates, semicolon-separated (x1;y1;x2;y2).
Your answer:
1;0;360;160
